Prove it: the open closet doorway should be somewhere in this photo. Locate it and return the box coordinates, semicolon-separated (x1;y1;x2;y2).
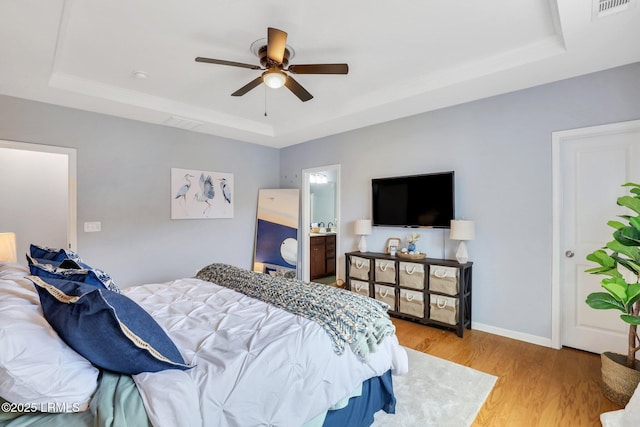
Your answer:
301;165;340;284
0;140;77;261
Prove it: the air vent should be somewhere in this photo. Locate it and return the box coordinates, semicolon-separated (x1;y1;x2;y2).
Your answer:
593;0;636;18
163;116;203;131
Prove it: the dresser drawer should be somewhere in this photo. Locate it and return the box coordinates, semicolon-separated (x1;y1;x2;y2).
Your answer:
351;279;370;297
429;295;458;325
375;259;396;283
429;265;459;295
399;289;425;318
399;262;426;290
374;284;396;311
349;256;370;280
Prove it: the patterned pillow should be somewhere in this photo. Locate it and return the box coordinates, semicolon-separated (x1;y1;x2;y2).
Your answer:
29;244;83;263
28;256;121;294
29;275;192;375
27;246;121;293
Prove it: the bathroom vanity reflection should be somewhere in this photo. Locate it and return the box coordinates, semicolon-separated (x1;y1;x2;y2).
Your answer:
307;168;339;284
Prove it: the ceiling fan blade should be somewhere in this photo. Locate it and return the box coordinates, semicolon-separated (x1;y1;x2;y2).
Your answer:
231;77;264;96
287;64;349;75
195;57;261;70
267;27;288;64
284;75;313;102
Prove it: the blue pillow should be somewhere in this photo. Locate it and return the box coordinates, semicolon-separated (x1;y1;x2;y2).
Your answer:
29;244;83;264
25;256;83;269
28;257;121;294
28;275;192;375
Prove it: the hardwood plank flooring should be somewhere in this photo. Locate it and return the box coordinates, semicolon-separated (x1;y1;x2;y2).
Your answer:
392;318;621;426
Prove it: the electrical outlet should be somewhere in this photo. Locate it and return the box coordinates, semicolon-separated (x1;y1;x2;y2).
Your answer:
84;221;101;232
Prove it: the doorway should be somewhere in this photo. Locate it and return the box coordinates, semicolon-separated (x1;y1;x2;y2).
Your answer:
0;140;77;260
301;165;340;283
552;120;640;353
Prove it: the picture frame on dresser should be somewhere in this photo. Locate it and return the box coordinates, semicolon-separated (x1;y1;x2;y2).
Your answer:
385;238;401;254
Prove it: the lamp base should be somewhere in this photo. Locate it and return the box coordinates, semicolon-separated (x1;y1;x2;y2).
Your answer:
358;235;368;252
455;241;469;264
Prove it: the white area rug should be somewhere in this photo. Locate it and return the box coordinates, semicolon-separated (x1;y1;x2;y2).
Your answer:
372;347;497;427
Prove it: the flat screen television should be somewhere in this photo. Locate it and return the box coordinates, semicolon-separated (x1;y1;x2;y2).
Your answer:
372;171;455;228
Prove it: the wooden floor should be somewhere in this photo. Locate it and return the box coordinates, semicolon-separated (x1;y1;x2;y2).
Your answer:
392;318;621;427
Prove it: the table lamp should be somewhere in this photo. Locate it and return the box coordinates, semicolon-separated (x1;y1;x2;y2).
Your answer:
0;232;17;263
450;220;475;264
354;219;372;252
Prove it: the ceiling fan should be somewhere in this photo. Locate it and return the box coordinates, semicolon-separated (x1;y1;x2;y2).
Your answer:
195;27;348;102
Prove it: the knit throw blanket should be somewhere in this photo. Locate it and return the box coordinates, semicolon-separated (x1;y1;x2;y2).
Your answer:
195;263;395;362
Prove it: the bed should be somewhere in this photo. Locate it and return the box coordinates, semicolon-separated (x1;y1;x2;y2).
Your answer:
0;247;408;427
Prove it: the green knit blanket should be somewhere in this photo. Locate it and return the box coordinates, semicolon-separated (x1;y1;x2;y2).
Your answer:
195;263;395;361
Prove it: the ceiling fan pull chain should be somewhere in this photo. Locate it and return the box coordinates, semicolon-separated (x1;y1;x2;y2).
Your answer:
264;85;268;117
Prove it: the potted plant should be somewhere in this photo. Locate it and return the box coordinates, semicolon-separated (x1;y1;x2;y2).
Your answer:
585;182;640;406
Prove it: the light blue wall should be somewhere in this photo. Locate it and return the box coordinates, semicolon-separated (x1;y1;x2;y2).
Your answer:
2;62;640;340
0;95;280;286
279;62;640;340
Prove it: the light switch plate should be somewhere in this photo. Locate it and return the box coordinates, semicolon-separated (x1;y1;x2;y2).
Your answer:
84;221;101;232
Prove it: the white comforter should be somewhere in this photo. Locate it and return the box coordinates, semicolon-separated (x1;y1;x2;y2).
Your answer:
126;278;408;427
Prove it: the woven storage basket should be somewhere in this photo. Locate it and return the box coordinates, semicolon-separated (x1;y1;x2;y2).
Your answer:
351;279;370;297
375;259;396;283
349;257;370;280
601;351;640;407
399;262;425;290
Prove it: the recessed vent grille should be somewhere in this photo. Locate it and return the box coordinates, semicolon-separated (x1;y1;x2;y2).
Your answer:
593;0;635;18
163;116;203;131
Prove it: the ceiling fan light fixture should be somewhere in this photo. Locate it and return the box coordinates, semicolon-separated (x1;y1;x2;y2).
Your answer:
263;69;287;89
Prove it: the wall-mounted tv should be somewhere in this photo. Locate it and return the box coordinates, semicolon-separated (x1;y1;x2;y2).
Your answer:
372;171;455;228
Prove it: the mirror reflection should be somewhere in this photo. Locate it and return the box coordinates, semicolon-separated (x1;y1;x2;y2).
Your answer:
253;188;300;278
309;169;337;284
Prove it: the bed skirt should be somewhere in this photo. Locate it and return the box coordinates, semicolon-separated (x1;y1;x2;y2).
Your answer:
321;370;395;427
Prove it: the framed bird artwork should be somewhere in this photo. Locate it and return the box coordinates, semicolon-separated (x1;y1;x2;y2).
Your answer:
171;168;234;219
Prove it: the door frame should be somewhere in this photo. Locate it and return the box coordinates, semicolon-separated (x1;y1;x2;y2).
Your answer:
301;164;341;282
551;119;640;350
0;139;77;250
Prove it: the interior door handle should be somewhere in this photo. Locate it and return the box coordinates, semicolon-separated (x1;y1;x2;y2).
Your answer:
565;250;574;258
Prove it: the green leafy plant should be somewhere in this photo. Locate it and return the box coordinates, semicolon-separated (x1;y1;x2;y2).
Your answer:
586;183;640;368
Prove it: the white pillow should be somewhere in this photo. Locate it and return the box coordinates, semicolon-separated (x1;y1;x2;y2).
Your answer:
0;264;99;412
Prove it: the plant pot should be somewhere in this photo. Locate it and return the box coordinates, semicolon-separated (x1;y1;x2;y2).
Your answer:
601;351;640;407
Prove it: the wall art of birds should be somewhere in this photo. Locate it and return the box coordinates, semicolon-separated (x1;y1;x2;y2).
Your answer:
194;173;215;214
175;174;194;202
219;178;231;204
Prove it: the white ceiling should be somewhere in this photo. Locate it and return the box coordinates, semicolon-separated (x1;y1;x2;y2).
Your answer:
1;0;639;148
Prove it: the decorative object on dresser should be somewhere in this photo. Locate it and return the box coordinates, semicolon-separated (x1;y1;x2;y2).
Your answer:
354;219;372;252
345;251;472;337
450;219;475;264
0;232;17;262
386;238;401;255
406;233;420;252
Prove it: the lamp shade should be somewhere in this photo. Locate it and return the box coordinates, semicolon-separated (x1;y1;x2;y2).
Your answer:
354;219;372;236
450;220;475;241
0;232;17;263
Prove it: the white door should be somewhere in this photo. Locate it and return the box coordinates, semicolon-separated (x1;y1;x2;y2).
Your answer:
557;121;640;354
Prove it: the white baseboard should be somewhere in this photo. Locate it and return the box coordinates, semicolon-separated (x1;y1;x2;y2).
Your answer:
472;322;553;348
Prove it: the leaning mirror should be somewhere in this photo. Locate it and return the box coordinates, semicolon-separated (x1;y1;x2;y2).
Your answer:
253;188;300;278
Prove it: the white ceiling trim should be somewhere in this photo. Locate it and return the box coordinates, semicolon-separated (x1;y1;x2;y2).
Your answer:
48;72;275;136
